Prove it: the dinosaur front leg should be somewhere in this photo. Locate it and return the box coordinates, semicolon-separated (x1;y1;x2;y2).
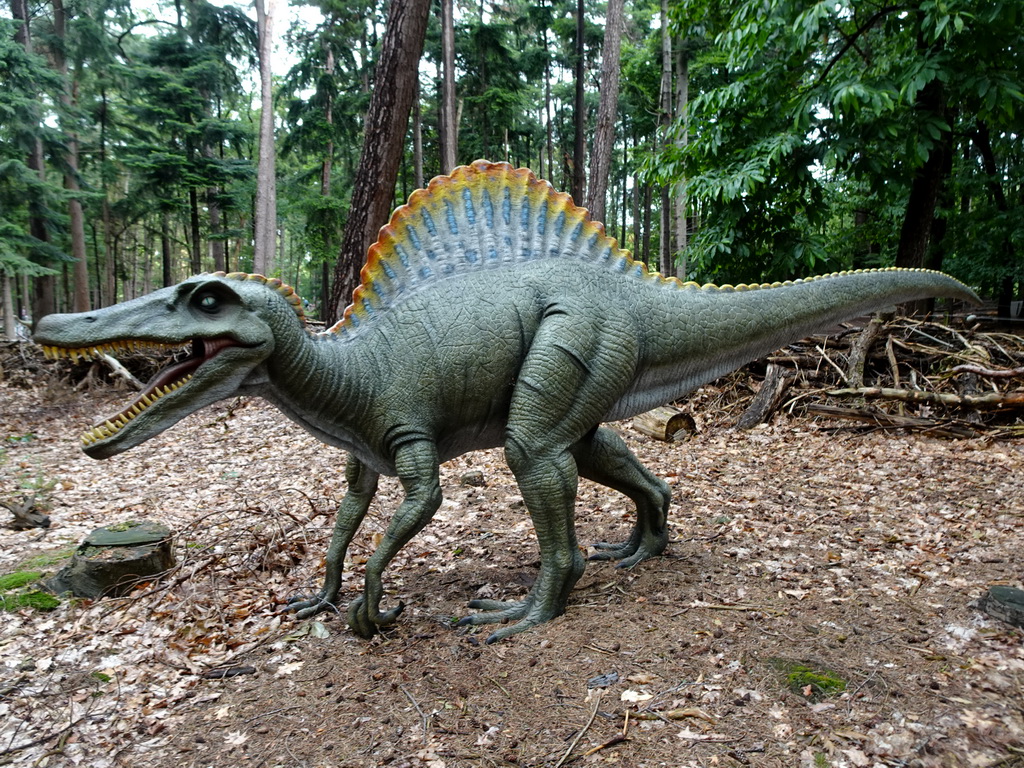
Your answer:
347;439;441;638
288;456;378;619
572;426;671;567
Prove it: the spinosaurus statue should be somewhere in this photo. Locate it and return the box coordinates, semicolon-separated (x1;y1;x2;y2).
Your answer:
34;161;980;642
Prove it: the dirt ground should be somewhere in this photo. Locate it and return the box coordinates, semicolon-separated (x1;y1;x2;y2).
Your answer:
1;372;1022;768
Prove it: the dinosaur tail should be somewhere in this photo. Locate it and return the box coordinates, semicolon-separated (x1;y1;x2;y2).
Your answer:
610;268;980;420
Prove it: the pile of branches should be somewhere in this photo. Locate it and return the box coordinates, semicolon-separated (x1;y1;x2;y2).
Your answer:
697;314;1024;440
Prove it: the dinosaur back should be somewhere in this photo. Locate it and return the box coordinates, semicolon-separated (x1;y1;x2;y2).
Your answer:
324;161;661;337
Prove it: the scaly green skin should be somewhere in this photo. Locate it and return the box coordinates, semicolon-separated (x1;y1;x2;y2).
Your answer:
33;167;980;643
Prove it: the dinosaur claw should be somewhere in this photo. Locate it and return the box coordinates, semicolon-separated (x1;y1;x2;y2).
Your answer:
284;594;340;619
346;595;405;638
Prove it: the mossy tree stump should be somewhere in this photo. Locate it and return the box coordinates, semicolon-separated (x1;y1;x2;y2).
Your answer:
46;520;174;598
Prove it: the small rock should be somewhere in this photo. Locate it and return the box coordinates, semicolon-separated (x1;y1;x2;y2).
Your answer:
460;469;486;487
587;671;619;689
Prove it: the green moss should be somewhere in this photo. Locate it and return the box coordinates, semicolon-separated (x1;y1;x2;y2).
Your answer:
0;590;60;612
0;570;60;612
0;571;43;591
19;547;76;570
106;520;141;532
768;657;847;701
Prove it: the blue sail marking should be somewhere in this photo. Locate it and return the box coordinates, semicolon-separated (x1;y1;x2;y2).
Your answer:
421;209;437;237
482;189;494;229
444;200;459;235
462;188;476;226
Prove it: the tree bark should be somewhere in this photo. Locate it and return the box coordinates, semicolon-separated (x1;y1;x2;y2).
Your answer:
326;0;432;324
895;78;949;314
161;211;173;287
11;0;56;320
674;44;689;280
2;273;15;339
657;0;673;277
438;0;457;173
51;0;89;312
973;121;1016;318
254;0;278;276
571;0;586;202
585;0;624;223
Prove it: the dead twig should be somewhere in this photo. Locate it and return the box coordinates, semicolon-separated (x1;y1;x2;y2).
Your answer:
401;684;430;744
553;691;602;768
950;364;1024;379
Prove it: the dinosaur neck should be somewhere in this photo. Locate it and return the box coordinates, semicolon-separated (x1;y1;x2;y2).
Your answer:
257;317;375;456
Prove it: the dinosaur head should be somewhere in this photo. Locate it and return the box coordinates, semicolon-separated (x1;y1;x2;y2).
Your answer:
33;273;305;459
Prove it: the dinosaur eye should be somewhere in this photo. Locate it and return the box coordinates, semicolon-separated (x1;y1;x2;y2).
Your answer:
196;292;221;314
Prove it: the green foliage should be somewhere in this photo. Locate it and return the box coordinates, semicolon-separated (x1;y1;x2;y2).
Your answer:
0;21;67;278
649;0;1022;288
3;0;1018;308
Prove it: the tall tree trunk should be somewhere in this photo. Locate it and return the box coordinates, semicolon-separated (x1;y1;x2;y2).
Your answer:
438;0;457;173
543;24;554;181
188;187;202;274
657;0;673;277
585;0;624;223
571;0;586;202
326;0;432;324
973;121;1016;318
208;191;226;272
51;0;90;312
412;82;424;188
674;45;689;281
2;274;15;339
319;43;336;309
11;0;56;321
254;0;278;275
160;212;173;288
895;78;949;314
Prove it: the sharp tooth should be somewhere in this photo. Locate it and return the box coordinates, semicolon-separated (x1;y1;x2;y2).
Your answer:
130;404;142;416
142;394;154;406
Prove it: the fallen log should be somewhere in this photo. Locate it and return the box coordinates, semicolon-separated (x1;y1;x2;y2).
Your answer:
632;407;696;442
804;403;980;439
736;363;796;429
827;387;1024;410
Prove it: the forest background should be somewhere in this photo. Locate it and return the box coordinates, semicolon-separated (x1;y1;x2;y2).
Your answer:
1;0;1021;332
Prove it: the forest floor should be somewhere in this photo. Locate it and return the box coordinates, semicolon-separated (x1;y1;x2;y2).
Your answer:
1;343;1023;768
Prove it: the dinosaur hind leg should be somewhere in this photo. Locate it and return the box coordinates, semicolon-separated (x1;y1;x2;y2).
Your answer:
457;306;636;642
572;426;671;568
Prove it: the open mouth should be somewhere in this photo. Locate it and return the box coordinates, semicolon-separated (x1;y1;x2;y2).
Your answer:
40;338;241;446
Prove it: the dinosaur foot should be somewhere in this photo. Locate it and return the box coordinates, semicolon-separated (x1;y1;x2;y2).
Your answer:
347;595;405;639
588;532;667;569
455;596;562;644
285;593;341;620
